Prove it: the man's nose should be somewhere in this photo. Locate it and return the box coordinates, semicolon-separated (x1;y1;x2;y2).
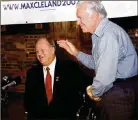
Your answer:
37;52;42;57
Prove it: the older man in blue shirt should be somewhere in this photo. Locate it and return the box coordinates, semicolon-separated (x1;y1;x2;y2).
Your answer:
57;1;138;120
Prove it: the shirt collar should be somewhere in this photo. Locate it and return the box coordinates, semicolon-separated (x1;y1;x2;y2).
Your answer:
43;57;56;72
94;18;109;37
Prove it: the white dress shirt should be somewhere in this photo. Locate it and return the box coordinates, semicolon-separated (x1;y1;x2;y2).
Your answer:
43;57;56;93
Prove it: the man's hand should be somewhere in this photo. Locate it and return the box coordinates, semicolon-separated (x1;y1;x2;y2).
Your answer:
57;40;79;57
86;85;102;102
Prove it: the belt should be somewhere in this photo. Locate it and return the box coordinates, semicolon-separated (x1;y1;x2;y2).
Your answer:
115;75;138;83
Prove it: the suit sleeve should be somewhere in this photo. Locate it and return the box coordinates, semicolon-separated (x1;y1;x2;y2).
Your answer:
24;69;36;114
74;62;92;93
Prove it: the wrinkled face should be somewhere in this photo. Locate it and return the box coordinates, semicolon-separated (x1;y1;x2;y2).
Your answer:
76;2;99;33
35;39;55;66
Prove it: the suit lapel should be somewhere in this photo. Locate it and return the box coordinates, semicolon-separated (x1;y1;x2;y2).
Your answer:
37;65;48;104
52;60;61;102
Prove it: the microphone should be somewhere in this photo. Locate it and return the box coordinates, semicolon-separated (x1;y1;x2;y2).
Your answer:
2;76;22;90
1;76;10;87
2;76;9;82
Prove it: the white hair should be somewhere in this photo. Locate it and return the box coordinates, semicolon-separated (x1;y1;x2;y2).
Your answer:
77;1;107;18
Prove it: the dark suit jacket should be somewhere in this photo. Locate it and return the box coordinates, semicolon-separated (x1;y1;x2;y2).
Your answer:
24;59;91;119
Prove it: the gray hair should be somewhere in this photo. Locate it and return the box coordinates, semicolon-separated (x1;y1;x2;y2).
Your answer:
77;1;107;18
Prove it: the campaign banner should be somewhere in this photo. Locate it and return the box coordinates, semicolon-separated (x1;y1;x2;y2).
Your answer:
102;1;137;18
1;1;138;25
1;1;79;25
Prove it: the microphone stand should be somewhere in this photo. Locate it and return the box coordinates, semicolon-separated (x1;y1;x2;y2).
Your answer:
1;75;22;119
76;91;98;120
76;92;87;120
1;87;9;118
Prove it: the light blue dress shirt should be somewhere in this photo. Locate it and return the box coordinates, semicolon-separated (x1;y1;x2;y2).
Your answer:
77;18;138;97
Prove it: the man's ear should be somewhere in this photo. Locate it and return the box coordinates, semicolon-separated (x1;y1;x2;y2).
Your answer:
52;47;55;54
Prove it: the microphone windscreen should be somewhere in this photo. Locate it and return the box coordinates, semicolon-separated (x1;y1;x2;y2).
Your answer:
2;76;8;81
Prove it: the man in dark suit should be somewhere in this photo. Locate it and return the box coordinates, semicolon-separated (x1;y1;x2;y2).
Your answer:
24;37;91;120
